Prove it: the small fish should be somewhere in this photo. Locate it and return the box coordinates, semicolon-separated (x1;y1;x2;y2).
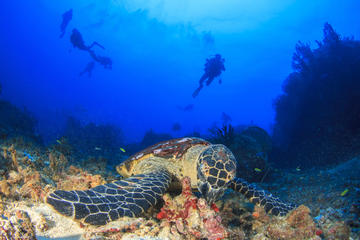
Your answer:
340;188;349;197
120;147;126;153
296;166;301;171
56;140;62;144
94;147;102;151
254;168;262;172
24;152;35;162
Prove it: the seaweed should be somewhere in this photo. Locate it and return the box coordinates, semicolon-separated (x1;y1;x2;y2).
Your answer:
208;124;235;146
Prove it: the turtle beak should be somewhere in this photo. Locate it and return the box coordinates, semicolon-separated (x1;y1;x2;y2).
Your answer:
198;182;225;204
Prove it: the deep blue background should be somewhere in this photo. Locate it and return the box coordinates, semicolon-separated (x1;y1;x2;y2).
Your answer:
0;0;359;143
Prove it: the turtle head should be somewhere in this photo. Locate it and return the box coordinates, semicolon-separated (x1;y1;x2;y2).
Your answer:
197;144;236;204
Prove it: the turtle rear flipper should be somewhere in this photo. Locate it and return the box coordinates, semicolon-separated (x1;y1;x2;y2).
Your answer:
229;177;296;216
46;170;172;225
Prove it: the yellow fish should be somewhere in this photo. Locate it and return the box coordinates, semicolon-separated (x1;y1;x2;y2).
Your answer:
340;188;349;197
94;147;101;151
120;147;126;153
254;168;262;172
56;140;62;144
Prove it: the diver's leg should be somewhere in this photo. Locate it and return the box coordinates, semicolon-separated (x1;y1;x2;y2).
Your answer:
192;86;202;98
206;76;214;86
89;50;99;62
199;73;207;86
193;74;207;98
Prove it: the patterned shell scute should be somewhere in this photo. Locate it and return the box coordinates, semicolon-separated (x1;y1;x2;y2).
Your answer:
129;137;211;161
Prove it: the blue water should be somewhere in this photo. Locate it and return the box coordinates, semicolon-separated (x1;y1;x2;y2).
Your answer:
1;0;359;144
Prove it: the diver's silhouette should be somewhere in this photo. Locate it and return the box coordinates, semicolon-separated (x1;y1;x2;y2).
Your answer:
90;53;112;69
192;54;225;98
60;9;73;38
70;28;112;70
79;61;95;78
70;28;105;52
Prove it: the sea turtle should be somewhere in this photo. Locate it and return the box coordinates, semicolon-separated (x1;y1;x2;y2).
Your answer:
46;137;296;226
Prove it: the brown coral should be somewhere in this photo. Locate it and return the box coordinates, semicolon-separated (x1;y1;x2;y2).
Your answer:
252;205;320;240
320;220;350;240
49;151;68;174
0;209;37;240
56;165;106;191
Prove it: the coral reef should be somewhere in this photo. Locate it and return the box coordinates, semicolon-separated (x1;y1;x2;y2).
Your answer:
272;22;360;168
0;103;358;239
0;135;358;239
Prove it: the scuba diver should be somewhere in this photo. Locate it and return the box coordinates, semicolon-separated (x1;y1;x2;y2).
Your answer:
192;54;225;98
79;61;95;78
59;9;73;38
70;28;112;71
94;54;112;69
89;51;112;69
96;55;112;69
70;28;105;52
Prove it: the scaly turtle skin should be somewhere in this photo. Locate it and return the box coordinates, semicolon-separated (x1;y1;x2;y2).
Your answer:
46;137;296;225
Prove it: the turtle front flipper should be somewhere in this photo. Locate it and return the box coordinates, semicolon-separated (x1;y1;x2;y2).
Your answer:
46;170;172;225
229;177;296;216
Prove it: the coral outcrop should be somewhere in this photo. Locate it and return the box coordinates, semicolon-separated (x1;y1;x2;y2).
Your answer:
272;23;360;168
